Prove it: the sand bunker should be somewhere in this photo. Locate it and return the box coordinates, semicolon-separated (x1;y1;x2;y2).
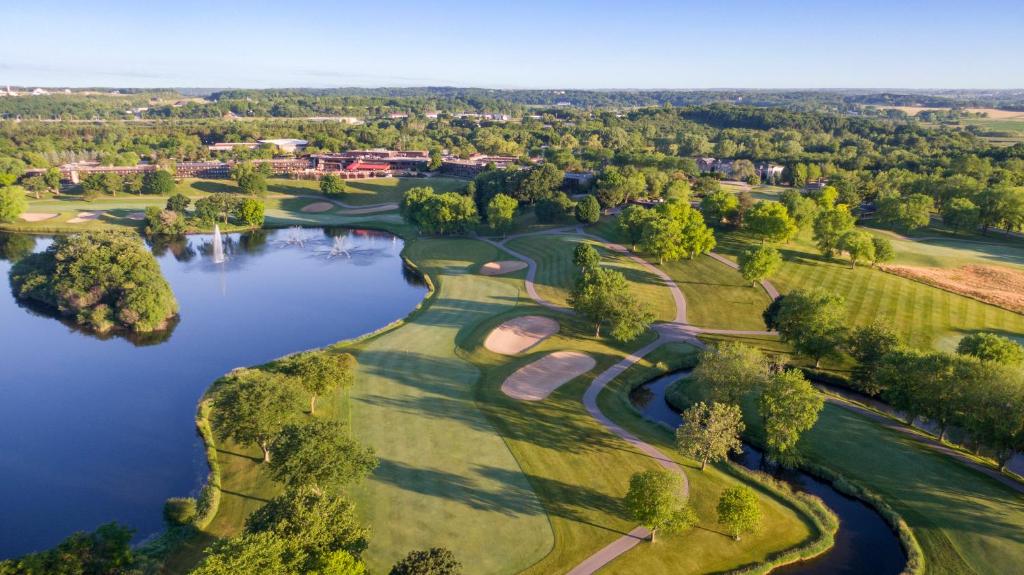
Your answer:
18;212;59;222
502;351;596;401
67;212;102;223
301;201;334;213
485;315;560;355
124;211;146;221
480;260;528;276
881;264;1024;314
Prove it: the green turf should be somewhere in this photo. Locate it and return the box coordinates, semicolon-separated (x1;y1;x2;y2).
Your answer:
713;228;1024;351
670;376;1024;575
862;226;1024;269
504;233;678;322
659;255;771;330
261;176;466;206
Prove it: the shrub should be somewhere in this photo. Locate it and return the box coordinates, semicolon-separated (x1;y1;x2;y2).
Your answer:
163;497;198;526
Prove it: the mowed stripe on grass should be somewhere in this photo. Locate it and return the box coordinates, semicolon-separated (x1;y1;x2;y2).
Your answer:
505;234;677;322
348;238;553;574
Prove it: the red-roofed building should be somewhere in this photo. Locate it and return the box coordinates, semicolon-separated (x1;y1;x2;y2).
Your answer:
345;161;391;172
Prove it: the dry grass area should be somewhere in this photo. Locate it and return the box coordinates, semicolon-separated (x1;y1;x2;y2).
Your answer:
880;263;1024;314
881;106;1024;119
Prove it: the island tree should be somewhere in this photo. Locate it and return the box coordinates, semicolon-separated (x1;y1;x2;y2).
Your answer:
288;350;357;415
737;245;782;285
675;402;745;471
213;369;298;462
623;469;697;542
269;420;378;492
239;198;265;227
716;486;761;541
569;266;653;341
759;369;824;465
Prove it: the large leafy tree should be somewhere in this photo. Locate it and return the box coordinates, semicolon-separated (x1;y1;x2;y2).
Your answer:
779;189;819;230
486;193;518;234
846;323;902;395
767;289;847;367
569;267;653;340
759;369;824;464
623;469;696;542
675;402;745;471
699;190;738;226
837;229;875;268
640;216;685;264
213;369;299;462
692;342;770;404
573;243;601;273
574;193;601;224
0;185;28;222
320;174;346;196
811;205;855;258
269;420;378;492
957;332;1024;365
389;548;462;575
142;170;175;195
737;245;782;285
716;486;762;541
517;163;563;203
288;350;357;415
618;205;659;249
942;197;980;234
745;201;797;244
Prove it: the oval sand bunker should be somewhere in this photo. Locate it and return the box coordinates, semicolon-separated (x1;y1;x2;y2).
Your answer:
480;260;528;276
18;213;59;222
301;201;335;213
484;315;560;355
502;351;596;401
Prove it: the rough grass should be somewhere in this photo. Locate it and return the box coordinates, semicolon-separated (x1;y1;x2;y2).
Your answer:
504;233;678;322
713;229;1024;351
880;263;1024;315
669;376;1024;575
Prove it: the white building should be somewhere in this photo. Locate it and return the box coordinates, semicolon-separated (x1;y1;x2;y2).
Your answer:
257;139;309;153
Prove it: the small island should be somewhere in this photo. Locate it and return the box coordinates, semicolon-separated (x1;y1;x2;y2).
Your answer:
10;231;178;333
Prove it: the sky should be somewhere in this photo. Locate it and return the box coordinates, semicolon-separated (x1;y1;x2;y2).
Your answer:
2;0;1022;90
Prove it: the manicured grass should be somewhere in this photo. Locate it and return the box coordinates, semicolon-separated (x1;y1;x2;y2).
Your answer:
861;225;1024;269
713;228;1024;351
671;377;1024;575
504;233;678;322
659;255;770;330
257;176;466;206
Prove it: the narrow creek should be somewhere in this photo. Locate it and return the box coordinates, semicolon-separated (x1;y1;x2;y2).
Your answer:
629;371;907;575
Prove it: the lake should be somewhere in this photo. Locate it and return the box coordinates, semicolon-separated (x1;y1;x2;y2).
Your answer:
0;227;427;558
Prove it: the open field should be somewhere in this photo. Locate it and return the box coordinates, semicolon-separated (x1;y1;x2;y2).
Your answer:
670;376;1024;575
879;106;1024;119
504;233;678;322
720;180;790;202
880;263;1024;315
713;228;1024;351
863;226;1024;269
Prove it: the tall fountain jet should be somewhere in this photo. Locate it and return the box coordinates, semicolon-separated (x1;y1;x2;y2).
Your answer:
212;224;225;264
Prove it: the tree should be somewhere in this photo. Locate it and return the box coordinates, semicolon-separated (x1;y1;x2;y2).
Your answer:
245;487;369;571
401;187;479;235
640;216;685;264
716;487;761;541
692;342;770;404
878;192;933;231
486;193;517;234
569;267;653;340
846;323;902;395
731;159;758;182
518;163;563;203
100;172;123;196
665;179;691;202
320;174;347;196
22;175;48;199
779;189;819;230
269;420;377;493
123;172;144;196
389;548;462;575
142;170;175;195
573;243;601;273
288;350;356;415
760;369;824;464
43;167;62;194
700;190;738;226
769;289;847;367
808;185;838;208
164;497;198;526
575;194;601;224
237;170;268;196
745;202;797;244
942;197;980;234
677;206;717;258
5;522;136;575
428;150;443;171
595;166;627;207
837;229;875;268
0;157;25;186
239;198;265;227
0;185;28;223
80;173;106;200
675;402;745;471
870;237;895;266
737;245;782;285
190;531;289;575
213;369;298;462
166;192;191;213
618;205;659;250
623;469;696;542
534;191;574;223
811;205;855;258
957;333;1024;365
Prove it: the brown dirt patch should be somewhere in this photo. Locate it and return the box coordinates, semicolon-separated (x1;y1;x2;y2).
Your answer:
480;260;528;276
880;264;1024;314
67;212;102;223
18;212;59;222
484;315;560;355
501;351;596;401
301;201;334;213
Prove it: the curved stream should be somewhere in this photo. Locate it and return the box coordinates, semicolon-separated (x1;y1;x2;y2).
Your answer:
0;228;427;558
629;371;906;575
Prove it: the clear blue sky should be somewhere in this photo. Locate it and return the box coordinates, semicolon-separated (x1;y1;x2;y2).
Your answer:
3;0;1022;89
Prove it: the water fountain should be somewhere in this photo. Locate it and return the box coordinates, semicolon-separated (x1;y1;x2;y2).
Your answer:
212;224;225;264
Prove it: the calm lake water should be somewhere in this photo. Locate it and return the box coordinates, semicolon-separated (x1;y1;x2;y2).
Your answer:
0;228;427;558
630;371;907;575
